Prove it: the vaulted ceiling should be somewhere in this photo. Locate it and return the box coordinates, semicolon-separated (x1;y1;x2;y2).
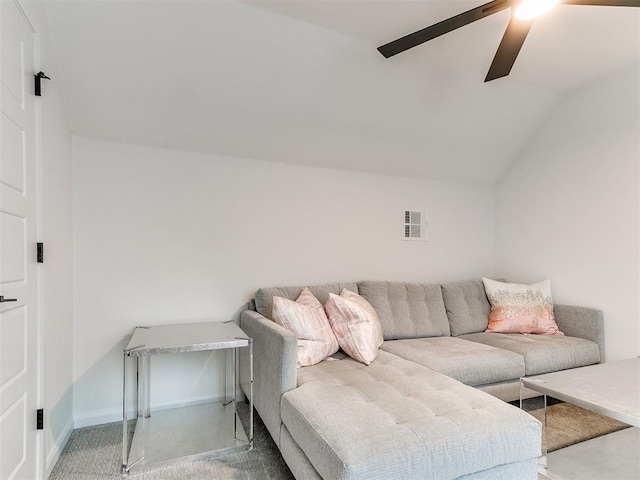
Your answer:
44;0;640;183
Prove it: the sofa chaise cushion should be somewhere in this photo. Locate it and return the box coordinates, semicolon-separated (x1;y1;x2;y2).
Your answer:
358;281;450;340
380;337;525;387
460;332;601;375
281;350;541;480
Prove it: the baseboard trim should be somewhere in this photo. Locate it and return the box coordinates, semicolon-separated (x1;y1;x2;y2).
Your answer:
45;417;74;479
73;392;244;428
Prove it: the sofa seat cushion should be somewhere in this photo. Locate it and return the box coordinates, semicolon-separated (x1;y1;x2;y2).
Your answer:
460;333;600;376
357;281;450;340
380;337;525;387
281;351;541;480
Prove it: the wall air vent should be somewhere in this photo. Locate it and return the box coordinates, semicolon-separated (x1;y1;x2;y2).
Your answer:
403;210;428;242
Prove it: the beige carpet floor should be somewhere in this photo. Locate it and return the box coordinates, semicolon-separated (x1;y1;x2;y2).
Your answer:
49;402;295;480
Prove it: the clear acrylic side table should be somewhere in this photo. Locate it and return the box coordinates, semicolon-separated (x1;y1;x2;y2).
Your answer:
121;321;253;475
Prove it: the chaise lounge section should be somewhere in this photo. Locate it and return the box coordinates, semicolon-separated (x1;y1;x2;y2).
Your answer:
240;279;603;479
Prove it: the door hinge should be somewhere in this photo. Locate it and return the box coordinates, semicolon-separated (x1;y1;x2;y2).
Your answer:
34;71;50;97
37;242;44;263
36;409;44;430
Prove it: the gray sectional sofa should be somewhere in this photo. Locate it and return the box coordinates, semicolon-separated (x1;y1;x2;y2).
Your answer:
239;280;604;480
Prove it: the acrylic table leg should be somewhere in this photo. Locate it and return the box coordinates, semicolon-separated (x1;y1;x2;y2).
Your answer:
519;378;524;410
541;394;548;469
138;355;151;419
222;350;234;407
122;351;128;471
137;356;143;418
224;349;228;404
145;356;151;417
249;338;254;444
232;347;237;439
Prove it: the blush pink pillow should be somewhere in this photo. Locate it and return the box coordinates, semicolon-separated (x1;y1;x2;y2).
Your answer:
482;278;563;335
324;289;384;365
272;288;339;367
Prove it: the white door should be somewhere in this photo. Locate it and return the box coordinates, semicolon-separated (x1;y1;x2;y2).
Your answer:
0;1;39;479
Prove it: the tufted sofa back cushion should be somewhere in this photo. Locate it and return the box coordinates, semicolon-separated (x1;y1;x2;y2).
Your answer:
357;281;450;340
255;282;358;320
440;280;491;336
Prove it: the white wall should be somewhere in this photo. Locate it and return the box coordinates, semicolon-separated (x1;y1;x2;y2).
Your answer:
495;65;640;361
19;1;75;477
72;136;495;426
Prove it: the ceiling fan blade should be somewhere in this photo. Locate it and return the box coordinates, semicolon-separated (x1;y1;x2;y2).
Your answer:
378;0;512;58
562;0;640;6
484;18;533;82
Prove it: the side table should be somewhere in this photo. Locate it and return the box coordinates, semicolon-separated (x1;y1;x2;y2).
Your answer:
121;321;253;475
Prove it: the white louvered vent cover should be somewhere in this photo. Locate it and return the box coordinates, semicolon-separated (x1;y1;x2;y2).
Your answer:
403;210;428;241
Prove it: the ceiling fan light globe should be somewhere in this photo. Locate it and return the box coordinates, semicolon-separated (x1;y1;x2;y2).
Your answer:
515;0;560;20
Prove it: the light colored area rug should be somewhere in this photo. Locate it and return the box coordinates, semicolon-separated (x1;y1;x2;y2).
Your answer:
529;402;632;452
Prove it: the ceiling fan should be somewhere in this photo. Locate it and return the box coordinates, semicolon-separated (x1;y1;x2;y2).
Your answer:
377;0;640;82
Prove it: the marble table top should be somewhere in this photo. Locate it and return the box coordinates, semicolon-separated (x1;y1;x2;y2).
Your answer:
522;357;639;427
124;321;250;356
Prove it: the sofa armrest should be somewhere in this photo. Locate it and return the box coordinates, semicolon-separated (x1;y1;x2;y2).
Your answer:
554;305;604;362
239;309;297;447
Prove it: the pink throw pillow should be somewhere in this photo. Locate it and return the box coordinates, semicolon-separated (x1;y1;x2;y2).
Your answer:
272;288;339;367
482;278;563;335
324;289;384;365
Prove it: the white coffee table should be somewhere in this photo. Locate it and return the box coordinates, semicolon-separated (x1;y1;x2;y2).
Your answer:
521;358;639;479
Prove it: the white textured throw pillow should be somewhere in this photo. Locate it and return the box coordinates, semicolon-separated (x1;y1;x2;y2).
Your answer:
482;278;563;335
325;289;384;365
272;288;340;367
